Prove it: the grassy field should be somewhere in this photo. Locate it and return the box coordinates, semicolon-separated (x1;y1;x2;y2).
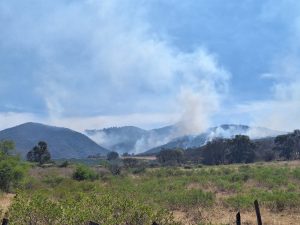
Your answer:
2;160;300;224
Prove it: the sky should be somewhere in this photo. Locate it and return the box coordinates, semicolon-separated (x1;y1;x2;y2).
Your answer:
1;0;300;132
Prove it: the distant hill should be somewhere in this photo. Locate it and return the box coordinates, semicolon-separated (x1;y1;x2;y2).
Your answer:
0;122;109;159
86;124;284;155
141;124;285;155
85;125;177;154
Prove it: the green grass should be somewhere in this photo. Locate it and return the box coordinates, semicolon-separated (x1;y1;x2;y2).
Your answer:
6;162;300;224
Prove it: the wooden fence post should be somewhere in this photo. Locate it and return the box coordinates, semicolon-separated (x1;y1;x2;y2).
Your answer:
236;211;241;225
2;218;8;225
88;221;100;225
254;200;262;225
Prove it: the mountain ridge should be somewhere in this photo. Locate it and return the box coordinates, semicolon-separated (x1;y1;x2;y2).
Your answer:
85;124;285;155
0;122;109;159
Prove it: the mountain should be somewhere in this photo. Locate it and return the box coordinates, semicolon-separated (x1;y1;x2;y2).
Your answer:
86;126;148;154
0;122;109;159
141;124;285;155
85;125;178;154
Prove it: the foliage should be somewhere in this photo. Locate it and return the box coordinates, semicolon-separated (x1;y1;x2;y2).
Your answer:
226;135;256;163
201;138;227;165
188;135;256;165
72;164;98;181
59;160;70;168
27;141;51;165
0;140;27;192
9;191;180;225
0;140;15;155
157;149;184;165
122;157;139;168
107;151;119;161
108;161;122;175
274;130;300;160
262;150;276;162
6;157;300;224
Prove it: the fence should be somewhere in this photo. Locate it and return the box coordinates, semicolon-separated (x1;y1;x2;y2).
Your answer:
2;200;263;225
236;200;262;225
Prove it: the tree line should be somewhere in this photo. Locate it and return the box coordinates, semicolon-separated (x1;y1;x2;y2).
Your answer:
157;130;300;166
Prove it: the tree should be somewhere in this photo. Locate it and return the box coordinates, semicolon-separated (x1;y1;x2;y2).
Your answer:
107;151;119;161
122;152;130;157
274;130;300;160
226;135;256;164
0;140;27;192
0;140;15;155
202;138;228;165
157;149;184;165
27;141;51;165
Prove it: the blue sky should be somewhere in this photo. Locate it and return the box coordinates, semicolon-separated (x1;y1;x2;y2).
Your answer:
0;0;300;132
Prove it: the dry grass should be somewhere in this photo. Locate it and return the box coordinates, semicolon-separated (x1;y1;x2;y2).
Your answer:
0;193;15;217
29;166;75;179
173;206;300;225
122;156;157;160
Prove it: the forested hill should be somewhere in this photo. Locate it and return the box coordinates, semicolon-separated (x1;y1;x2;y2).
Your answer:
0;122;109;159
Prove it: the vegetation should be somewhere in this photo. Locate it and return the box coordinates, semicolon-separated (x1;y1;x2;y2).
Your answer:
2;161;300;224
0;140;27;192
157;149;184;165
274;130;300;160
183;132;300;165
72;164;98;181
2;131;300;224
27;141;51;165
107;151;119;161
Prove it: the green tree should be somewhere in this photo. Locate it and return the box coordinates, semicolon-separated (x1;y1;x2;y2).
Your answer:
27;141;51;165
157;149;184;165
0;140;15;155
274;130;300;160
0;140;27;192
107;151;119;161
226;135;256;163
202;138;228;165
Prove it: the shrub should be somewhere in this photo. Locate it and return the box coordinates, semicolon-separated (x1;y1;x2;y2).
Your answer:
0;156;27;192
132;166;146;174
59;160;69;168
157;149;184;165
108;162;122;175
123;158;139;168
9;191;180;225
72;165;98;181
107;151;119;161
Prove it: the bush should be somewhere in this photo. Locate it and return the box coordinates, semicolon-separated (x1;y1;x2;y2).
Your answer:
9;191;180;225
107;151;119;161
157;149;184;165
132;166;146;174
108;162;122;175
59;160;69;168
123;158;139;168
72;165;98;181
0;156;27;192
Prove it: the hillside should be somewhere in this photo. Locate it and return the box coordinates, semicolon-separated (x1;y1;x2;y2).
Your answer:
85;125;178;154
141;124;284;155
0;122;109;159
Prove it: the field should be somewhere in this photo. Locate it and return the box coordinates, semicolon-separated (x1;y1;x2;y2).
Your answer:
2;160;300;224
